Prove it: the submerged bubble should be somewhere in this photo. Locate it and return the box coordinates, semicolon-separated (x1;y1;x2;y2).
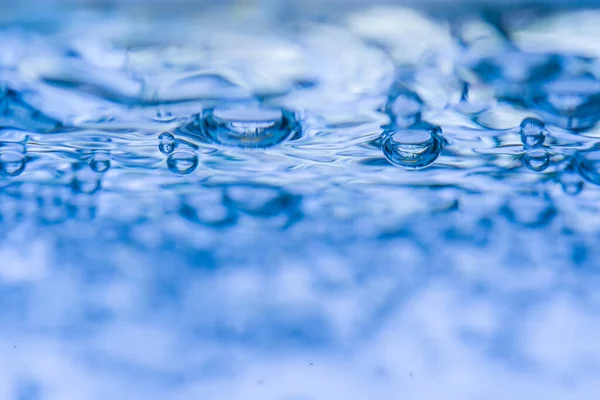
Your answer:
0;151;25;177
561;172;584;196
158;132;175;154
502;194;556;228
381;124;443;170
192;107;300;148
519;117;546;148
523;149;550;172
167;151;198;175
90;154;111;173
179;191;237;228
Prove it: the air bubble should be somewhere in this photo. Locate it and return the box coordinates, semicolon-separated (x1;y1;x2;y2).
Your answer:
90;154;111;173
0;151;26;177
167;151;198;175
519;117;546;148
523;149;550;172
158;132;175;154
561;173;584;196
191;106;300;148
381;124;443;170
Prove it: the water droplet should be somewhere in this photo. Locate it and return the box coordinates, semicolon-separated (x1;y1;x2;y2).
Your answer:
0;151;25;177
158;132;175;154
192;107;300;148
90;154;111;173
523;149;550;172
381;124;443;170
167;151;198;175
386;89;422;127
519;117;546;148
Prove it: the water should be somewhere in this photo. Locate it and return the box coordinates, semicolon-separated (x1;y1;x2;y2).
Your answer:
2;3;600;400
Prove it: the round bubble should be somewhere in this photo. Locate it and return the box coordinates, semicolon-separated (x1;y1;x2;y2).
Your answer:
158;132;176;155
90;154;111;173
520;117;546;148
381;124;443;170
192;107;300;148
167;151;198;175
0;151;26;177
523;149;550;172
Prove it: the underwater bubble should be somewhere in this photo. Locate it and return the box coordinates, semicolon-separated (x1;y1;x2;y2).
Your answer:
158;132;175;154
179;191;236;228
528;77;600;130
167;151;198;175
502;194;556;228
223;184;300;219
523;149;550;172
71;177;101;194
577;150;600;186
0;151;25;177
385;89;422;127
192;107;300;148
90;154;111;173
561;172;584;196
381;124;443;170
519;117;546;148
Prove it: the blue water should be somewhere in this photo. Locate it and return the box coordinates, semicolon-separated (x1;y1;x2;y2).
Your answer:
2;4;600;399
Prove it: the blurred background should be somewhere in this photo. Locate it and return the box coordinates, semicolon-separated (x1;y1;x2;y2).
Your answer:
2;1;600;400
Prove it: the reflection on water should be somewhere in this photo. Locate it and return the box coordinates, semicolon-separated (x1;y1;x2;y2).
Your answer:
2;3;600;400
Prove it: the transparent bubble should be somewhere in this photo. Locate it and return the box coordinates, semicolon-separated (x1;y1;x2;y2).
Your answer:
381;124;443;170
158;132;175;154
519;117;546;148
0;151;25;177
167;151;198;175
523;149;550;172
191;107;301;148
